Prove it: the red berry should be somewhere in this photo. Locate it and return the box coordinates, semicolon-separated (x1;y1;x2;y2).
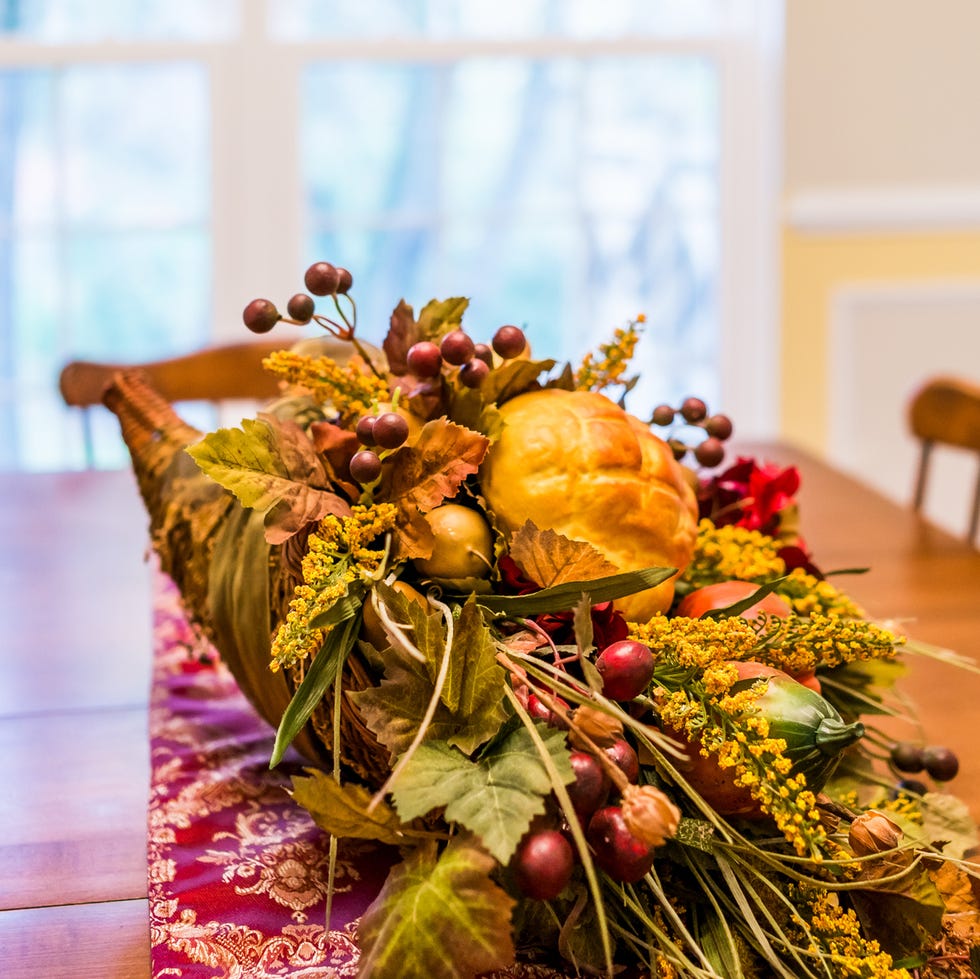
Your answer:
304;261;340;296
512;829;574;900
355;415;377;446
566;752;609;823
286;293;315;323
349;450;382;483
604;739;640;784
922;745;959;781
406;341;443;378
527;692;569;728
243;298;280;334
372;412;409;449
651;404;675;426
459;358;490;388
587;806;656;883
335;267;353;294
889;742;924;774
440;329;475;366
694;436;725;468
668;438;687;461
680;397;707;423
492;325;526;359
473;343;494;367
705;414;733;440
595;640;655;701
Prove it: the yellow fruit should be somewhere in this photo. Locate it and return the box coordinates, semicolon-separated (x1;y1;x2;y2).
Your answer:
412;504;494;580
481;389;698;620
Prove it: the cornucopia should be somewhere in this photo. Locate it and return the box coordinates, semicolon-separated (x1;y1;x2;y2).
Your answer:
105;261;980;978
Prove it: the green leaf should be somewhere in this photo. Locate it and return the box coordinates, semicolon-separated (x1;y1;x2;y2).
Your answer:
416;297;470;340
480;357;557;405
358;838;516;979
291;769;409;844
349;596;509;758
308;584;366;630
187;414;351;543
699;578;786;619
270;613;360;768
391;723;573;864
478;565;677;616
673;817;718;853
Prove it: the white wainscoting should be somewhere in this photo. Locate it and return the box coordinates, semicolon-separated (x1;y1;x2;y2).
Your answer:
828;281;980;540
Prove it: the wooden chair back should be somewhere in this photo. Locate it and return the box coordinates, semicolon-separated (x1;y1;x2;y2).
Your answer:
908;376;980;543
59;339;289;466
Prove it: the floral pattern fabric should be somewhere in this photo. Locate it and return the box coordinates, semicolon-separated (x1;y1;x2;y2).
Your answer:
148;574;396;978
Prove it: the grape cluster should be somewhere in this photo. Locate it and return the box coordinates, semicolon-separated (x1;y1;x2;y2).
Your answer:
889;740;959;784
405;324;527;392
349;410;411;483
243;260;356;339
649;397;733;469
510;640;659;899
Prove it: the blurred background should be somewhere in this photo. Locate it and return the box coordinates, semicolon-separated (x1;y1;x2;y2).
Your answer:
0;0;977;537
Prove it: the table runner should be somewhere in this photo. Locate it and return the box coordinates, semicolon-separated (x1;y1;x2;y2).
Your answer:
147;574;397;978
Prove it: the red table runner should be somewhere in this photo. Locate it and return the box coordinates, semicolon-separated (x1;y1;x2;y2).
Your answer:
147;575;397;978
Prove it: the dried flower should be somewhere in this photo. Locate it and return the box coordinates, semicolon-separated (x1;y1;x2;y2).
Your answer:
621;784;681;847
569;705;623;749
849;810;902;856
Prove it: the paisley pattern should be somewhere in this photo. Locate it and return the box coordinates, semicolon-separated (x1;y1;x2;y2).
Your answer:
148;575;395;978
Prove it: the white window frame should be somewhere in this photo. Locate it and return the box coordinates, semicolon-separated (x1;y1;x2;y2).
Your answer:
0;0;783;456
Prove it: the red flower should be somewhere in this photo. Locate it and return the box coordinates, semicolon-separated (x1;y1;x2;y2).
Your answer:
698;456;800;536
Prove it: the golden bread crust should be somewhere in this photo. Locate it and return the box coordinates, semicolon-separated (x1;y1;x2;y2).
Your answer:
481;389;699;620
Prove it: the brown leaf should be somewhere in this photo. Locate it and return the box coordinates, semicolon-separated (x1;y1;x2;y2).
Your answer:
509;521;619;589
308;420;359;477
383;299;417;375
378;418;489;559
931;860;980;915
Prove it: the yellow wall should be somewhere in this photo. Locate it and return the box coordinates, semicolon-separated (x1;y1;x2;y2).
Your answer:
781;229;980;454
781;1;980;457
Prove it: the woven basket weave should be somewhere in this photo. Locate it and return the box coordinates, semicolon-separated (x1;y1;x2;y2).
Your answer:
103;370;389;785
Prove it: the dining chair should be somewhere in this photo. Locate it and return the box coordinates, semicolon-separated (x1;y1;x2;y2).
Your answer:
908;375;980;544
59;338;291;467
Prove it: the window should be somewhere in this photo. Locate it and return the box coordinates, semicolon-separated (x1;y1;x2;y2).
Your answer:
0;0;781;470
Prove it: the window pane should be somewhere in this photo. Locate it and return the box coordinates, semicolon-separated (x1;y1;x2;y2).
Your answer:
271;0;724;39
0;63;211;470
0;1;237;41
303;55;719;418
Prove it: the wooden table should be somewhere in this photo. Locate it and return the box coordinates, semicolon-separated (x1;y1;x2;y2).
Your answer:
0;448;978;978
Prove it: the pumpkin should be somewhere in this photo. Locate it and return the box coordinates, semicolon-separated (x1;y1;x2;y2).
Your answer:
481;389;699;620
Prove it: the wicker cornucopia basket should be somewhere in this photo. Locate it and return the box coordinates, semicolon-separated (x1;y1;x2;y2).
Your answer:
103;369;388;780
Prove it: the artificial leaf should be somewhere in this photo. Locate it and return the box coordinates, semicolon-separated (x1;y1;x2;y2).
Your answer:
850;889;943;963
446;387;505;441
510;521;619;589
383;299;417;375
350;596;508;758
416;297;469;341
291;769;409;845
572;593;595;658
391;723;573;864
478;565;676;617
270;614;359;767
479;357;556;405
378;418;490;560
187;414;352;543
358;838;515;979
